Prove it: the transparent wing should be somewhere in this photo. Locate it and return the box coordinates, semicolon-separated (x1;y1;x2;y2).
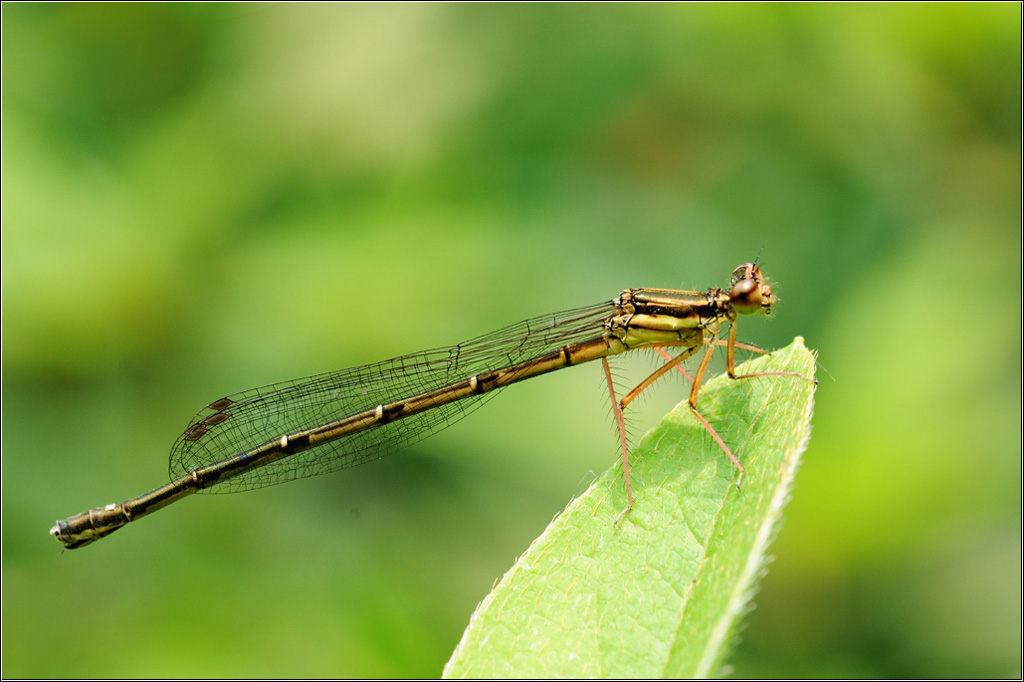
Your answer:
169;301;616;492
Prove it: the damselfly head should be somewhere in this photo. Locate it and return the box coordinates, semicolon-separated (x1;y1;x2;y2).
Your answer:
729;262;774;316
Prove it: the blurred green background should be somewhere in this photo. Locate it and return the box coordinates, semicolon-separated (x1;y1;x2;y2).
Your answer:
2;4;1020;678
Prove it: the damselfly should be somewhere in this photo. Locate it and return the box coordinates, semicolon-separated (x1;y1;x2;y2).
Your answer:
51;263;808;549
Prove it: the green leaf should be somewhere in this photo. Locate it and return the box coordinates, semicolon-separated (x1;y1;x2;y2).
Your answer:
444;338;818;679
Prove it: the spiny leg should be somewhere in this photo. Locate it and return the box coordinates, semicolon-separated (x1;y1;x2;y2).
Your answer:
619;335;774;489
685;337;746;485
612;340;746;497
619;345;701;411
602;357;634;514
607;329;813;518
686;325;815;485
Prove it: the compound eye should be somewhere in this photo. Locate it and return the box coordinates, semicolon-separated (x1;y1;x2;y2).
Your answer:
731;278;764;315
